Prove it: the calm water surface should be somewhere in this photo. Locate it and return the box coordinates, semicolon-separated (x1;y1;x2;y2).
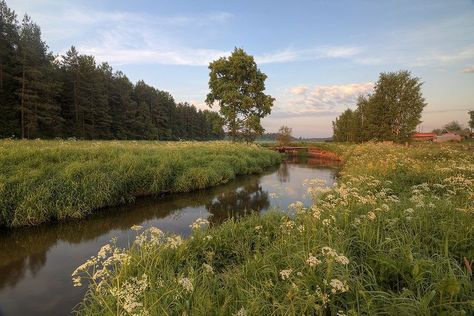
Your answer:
0;158;339;315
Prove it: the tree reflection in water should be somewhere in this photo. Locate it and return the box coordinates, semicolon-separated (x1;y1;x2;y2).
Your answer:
0;170;273;290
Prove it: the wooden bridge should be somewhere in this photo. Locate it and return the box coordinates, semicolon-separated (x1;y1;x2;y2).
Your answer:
272;146;341;161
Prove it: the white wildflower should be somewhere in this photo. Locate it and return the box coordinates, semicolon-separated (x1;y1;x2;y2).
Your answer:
306;253;322;267
367;211;376;221
288;201;304;211
329;278;349;294
178;277;194;293
131;225;143;231
234;307;247;316
97;244;112;259
335;255;349;265
166;235;183;249
279;269;293;280
190;218;210;230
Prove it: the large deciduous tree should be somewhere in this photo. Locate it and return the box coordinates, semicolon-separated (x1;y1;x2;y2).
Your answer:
370;71;426;142
206;48;274;142
333;70;426;143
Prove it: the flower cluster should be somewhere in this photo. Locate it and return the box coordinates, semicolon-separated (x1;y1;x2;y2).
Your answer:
280;217;295;234
72;240;131;289
178;277;194;293
321;247;349;265
109;274;149;315
329;278;349;294
279;269;293;280
189;217;210;230
306;253;322;267
165;235;183;249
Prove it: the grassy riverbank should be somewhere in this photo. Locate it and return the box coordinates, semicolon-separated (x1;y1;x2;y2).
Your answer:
0;140;280;227
73;142;474;315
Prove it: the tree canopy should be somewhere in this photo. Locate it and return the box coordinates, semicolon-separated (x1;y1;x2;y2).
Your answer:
0;1;224;140
206;48;274;142
333;70;426;143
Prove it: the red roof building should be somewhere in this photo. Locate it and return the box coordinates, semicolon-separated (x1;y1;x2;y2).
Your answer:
412;133;436;141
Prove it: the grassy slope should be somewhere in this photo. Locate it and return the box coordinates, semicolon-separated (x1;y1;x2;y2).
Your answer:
75;142;474;315
0;140;280;227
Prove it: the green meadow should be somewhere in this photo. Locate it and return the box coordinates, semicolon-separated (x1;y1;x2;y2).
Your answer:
0;140;280;227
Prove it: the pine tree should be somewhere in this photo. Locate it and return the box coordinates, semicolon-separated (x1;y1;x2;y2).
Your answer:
0;1;225;141
0;1;19;137
16;15;61;139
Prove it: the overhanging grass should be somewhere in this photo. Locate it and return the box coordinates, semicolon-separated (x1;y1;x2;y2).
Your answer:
0;140;280;227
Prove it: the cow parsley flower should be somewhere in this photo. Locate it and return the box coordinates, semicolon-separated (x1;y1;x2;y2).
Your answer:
178;277;194;293
306;253;322;267
190;218;209;230
279;269;293;280
330;278;349;294
234;307;247;316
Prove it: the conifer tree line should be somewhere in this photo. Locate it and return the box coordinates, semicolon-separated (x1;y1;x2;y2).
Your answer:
332;70;426;143
0;1;225;140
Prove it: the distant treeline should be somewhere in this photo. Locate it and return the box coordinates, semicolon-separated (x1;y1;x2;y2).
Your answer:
256;133;296;142
0;1;224;140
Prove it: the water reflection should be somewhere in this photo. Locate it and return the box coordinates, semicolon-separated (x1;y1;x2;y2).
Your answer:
0;159;339;316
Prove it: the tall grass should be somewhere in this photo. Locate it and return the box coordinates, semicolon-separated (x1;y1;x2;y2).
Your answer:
0;140;280;227
73;143;474;315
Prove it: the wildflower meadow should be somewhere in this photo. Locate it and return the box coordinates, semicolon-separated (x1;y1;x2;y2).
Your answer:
73;142;474;315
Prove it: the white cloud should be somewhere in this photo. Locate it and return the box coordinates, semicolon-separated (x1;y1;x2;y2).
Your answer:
255;46;362;64
79;45;228;66
255;49;299;64
15;0;359;67
289;86;309;95
272;82;373;118
462;64;474;73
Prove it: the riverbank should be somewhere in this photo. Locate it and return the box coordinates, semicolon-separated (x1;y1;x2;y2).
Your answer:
74;142;473;315
0;140;280;227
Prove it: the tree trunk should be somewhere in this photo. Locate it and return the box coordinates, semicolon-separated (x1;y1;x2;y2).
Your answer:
0;58;3;91
74;71;78;123
90;89;94;135
20;62;26;139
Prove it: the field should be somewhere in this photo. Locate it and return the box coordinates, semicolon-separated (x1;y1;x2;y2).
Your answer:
73;142;474;315
0;140;280;227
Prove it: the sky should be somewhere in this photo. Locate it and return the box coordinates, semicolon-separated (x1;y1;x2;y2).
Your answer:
7;0;474;137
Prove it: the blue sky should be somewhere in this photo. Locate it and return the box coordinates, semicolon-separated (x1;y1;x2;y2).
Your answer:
8;0;474;137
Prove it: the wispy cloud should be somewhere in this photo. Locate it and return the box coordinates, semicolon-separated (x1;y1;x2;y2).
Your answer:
255;46;362;64
462;64;474;73
271;82;373;118
353;14;474;68
18;1;358;67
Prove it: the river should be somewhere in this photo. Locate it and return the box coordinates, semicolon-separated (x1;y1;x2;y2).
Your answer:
0;158;339;315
